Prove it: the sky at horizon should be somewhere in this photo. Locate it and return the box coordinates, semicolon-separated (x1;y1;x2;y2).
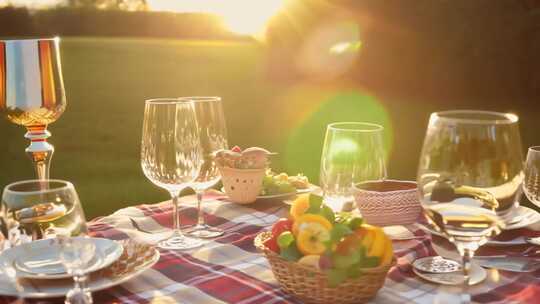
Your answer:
0;0;285;34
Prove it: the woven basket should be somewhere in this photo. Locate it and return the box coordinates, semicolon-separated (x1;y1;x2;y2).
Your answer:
254;231;395;304
219;167;266;204
353;180;421;226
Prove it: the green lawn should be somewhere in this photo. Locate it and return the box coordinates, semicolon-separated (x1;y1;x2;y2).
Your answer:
1;37;538;218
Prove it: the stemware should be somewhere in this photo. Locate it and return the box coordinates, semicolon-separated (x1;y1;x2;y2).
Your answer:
180;97;228;239
59;237;95;304
524;146;540;207
417;110;524;290
141;98;204;250
1;179;88;246
320;122;386;212
0;37;66;180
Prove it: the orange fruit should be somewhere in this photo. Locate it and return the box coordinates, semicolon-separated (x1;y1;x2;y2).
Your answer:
296;222;331;255
292;214;333;236
289;194;310;220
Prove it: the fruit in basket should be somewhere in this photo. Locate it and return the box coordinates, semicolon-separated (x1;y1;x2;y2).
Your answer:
296;222;331;255
298;255;321;270
264;218;293;253
292;214;332;236
261;193;395;286
289;194;310;219
272;218;293;237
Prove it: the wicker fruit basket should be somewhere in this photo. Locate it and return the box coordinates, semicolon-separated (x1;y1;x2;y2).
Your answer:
254;231;396;304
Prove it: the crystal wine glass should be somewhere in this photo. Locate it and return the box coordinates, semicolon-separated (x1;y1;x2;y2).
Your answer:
417;110;524;291
141;98;204;250
320;122;386;212
59;237;95;304
524;146;540;207
181;97;228;239
0;37;66;180
1;179;88;246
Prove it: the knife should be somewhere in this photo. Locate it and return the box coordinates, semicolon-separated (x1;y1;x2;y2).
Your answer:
474;256;540;272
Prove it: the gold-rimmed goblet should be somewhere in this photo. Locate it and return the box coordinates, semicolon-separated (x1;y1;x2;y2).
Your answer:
0;37;66;180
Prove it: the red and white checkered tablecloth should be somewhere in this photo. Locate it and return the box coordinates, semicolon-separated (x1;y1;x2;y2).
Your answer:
5;192;540;303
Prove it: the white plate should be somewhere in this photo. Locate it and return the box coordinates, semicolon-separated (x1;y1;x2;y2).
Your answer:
0;246;159;298
0;237;123;280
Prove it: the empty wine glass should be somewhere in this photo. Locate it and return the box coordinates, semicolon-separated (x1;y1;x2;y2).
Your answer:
524;146;540;207
141;98;204;250
0;37;66;180
59;237;96;304
1;180;88;247
180;97;228;239
320;122;386;212
417;110;523;295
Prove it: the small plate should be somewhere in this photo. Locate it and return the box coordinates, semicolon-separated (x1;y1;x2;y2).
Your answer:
0;240;159;298
258;186;316;200
0;237;123;280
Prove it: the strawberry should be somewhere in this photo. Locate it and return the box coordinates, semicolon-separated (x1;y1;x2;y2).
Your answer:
231;145;242;153
271;218;293;237
263;236;280;253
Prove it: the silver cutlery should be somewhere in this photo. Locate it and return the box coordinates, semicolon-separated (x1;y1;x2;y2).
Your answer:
474;256;540;273
129;218;170;234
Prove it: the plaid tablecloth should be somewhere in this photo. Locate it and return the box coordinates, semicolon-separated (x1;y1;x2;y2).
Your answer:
6;193;540;303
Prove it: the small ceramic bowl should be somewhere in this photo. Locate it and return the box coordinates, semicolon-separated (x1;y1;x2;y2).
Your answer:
219;167;266;204
353;180;422;226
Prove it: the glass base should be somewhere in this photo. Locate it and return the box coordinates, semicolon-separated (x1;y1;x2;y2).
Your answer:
158;231;205;250
412;256;486;286
184;224;224;239
65;287;93;304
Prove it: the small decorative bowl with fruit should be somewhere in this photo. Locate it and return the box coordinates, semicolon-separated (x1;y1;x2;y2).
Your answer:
215;146;273;204
254;194;396;304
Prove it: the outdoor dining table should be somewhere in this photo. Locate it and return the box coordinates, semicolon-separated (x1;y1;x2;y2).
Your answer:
3;191;540;303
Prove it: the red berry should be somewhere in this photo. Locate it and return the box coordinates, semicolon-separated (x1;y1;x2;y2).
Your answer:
271;218;293;238
231;146;242;153
263;237;280;253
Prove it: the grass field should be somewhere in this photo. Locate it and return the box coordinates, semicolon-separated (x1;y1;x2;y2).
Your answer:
1;37;539;218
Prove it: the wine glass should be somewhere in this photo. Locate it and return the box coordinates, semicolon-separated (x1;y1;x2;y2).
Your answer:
524;146;540;207
180;97;228;239
1;179;88;246
59;237;96;304
141;98;204;250
320;122;386;212
0;37;66;180
417;110;524;290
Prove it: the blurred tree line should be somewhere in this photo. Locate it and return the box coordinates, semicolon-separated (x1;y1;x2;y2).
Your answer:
0;0;245;40
265;0;540;107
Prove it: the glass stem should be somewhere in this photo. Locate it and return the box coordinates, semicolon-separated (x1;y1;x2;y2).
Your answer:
461;248;474;304
24;127;54;180
196;191;205;226
171;191;182;235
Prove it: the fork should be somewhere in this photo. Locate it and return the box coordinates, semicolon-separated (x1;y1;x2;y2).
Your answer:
129;217;170;234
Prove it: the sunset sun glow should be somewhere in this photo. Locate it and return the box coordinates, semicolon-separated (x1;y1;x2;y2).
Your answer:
147;0;285;36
